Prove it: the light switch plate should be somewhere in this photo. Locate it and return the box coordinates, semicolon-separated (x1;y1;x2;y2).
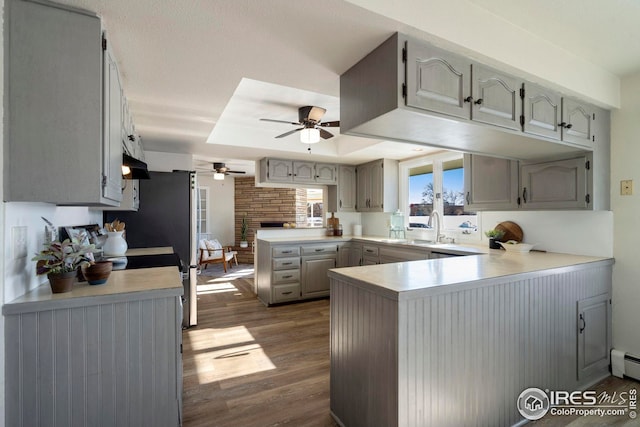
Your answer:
12;226;28;259
621;180;633;196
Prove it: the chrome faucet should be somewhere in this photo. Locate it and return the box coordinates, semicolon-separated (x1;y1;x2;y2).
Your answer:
428;211;445;243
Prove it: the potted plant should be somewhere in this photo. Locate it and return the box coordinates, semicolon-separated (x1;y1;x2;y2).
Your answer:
32;236;97;293
240;215;249;248
484;229;505;249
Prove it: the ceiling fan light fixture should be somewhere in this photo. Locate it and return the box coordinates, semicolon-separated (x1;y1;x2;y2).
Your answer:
300;128;320;144
213;172;225;180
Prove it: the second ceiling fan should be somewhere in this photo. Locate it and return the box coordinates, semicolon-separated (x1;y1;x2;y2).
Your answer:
260;106;340;143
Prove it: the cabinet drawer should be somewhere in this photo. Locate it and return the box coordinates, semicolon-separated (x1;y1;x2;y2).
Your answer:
273;283;300;303
362;245;379;257
300;244;338;255
272;246;300;257
273;269;300;284
272;257;300;270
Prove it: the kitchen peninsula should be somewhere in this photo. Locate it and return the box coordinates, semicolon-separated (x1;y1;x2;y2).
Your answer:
2;250;184;427
328;249;613;427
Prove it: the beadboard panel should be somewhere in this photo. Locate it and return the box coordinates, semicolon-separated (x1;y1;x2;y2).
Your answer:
330;264;611;427
5;297;181;427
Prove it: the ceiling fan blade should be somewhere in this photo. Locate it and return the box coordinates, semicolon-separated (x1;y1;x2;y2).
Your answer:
260;118;301;125
275;127;304;138
319;120;340;127
319;128;334;139
227;170;246;174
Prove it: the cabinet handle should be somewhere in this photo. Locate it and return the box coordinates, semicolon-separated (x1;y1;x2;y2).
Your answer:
282;250;292;254
315;248;324;252
466;191;470;205
282;275;293;279
579;313;586;334
339;200;342;208
464;96;474;103
522;187;527;203
282;262;292;265
366;249;374;253
474;98;483;105
282;291;293;295
566;123;573;129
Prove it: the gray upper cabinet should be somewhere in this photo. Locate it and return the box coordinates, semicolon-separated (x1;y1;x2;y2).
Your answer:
337;165;357;212
520;155;590;209
471;64;521;131
356;159;399;213
5;0;122;206
562;97;594;148
523;82;562;140
292;161;314;182
406;41;470;120
266;159;295;182
314;163;338;184
464;154;519;210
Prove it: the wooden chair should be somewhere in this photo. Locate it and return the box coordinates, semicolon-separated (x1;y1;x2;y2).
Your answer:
198;239;238;273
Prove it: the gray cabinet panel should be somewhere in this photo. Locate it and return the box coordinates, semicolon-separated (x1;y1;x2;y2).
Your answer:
520;155;589;209
356;159;398;212
577;294;611;381
562;97;594;147
406;40;471;120
523;82;562;140
293;161;314;182
103;48;124;202
471;64;521;131
301;256;336;298
267;159;294;182
464;154;519;210
314;163;337;184
337;165;357;212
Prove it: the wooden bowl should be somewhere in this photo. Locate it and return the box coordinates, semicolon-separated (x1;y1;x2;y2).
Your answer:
82;261;113;285
494;221;523;243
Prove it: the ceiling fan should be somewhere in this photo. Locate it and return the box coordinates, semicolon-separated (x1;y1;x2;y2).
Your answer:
195;162;246;180
260;106;340;144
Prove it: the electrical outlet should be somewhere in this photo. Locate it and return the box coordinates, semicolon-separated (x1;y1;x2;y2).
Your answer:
621;180;633;196
12;226;28;259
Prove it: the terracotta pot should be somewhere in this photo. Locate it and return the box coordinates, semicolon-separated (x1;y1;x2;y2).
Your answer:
82;261;113;285
47;271;76;293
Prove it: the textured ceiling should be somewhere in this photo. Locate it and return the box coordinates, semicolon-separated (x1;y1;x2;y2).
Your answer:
48;0;640;173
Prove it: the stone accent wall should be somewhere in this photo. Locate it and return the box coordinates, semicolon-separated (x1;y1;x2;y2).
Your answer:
233;177;297;264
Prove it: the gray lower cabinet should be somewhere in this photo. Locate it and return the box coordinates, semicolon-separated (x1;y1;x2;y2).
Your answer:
362;244;380;265
577;293;611;380
4;295;183;427
520;155;590;209
464;154;519;210
379;246;428;264
5;0;122;206
301;256;336;298
338;242;362;267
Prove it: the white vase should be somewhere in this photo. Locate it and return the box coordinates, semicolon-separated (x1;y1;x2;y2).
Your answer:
103;231;128;256
240;241;248;248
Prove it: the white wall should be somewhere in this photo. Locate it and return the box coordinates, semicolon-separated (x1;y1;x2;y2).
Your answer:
198;175;235;245
611;72;640;357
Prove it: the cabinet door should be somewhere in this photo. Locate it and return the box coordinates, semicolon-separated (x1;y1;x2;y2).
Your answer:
267;159;293;182
315;163;337;184
471;65;522;131
577;294;610;380
301;256;336;298
562;98;594;147
338;165;357;212
356;163;371;212
103;48;124;202
520;156;589;209
369;161;384;211
293;161;315;182
406;40;471;120
523;82;562;140
338;243;363;267
464;154;519;210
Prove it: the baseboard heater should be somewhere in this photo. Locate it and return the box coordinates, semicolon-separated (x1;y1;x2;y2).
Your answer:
611;349;640;381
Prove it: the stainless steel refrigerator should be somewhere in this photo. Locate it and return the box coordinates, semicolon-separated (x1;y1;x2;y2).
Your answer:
105;170;198;328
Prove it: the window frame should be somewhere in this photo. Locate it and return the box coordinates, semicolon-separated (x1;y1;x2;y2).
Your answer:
197;186;210;236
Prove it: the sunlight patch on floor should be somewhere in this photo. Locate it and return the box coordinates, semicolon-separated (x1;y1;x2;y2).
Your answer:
196;281;240;295
187;326;276;383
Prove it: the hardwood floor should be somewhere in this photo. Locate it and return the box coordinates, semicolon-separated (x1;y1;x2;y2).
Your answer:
182;265;638;427
182;266;337;427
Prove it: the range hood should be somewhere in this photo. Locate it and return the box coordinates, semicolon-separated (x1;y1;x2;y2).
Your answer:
122;153;150;179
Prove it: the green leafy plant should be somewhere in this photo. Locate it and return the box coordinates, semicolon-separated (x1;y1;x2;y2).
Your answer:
32;235;97;275
240;215;248;242
484;229;505;240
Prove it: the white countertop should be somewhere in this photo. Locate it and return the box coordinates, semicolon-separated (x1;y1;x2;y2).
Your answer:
329;250;613;300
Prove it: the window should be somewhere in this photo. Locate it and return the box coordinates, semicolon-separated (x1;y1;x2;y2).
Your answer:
304;189;324;227
400;153;477;234
197;187;210;237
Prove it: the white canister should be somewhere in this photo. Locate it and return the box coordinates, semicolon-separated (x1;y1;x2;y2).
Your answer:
353;224;362;236
103;231;128;256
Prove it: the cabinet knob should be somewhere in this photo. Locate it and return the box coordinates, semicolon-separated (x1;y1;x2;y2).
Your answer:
464;96;474;103
566;123;573;129
474;98;483;105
